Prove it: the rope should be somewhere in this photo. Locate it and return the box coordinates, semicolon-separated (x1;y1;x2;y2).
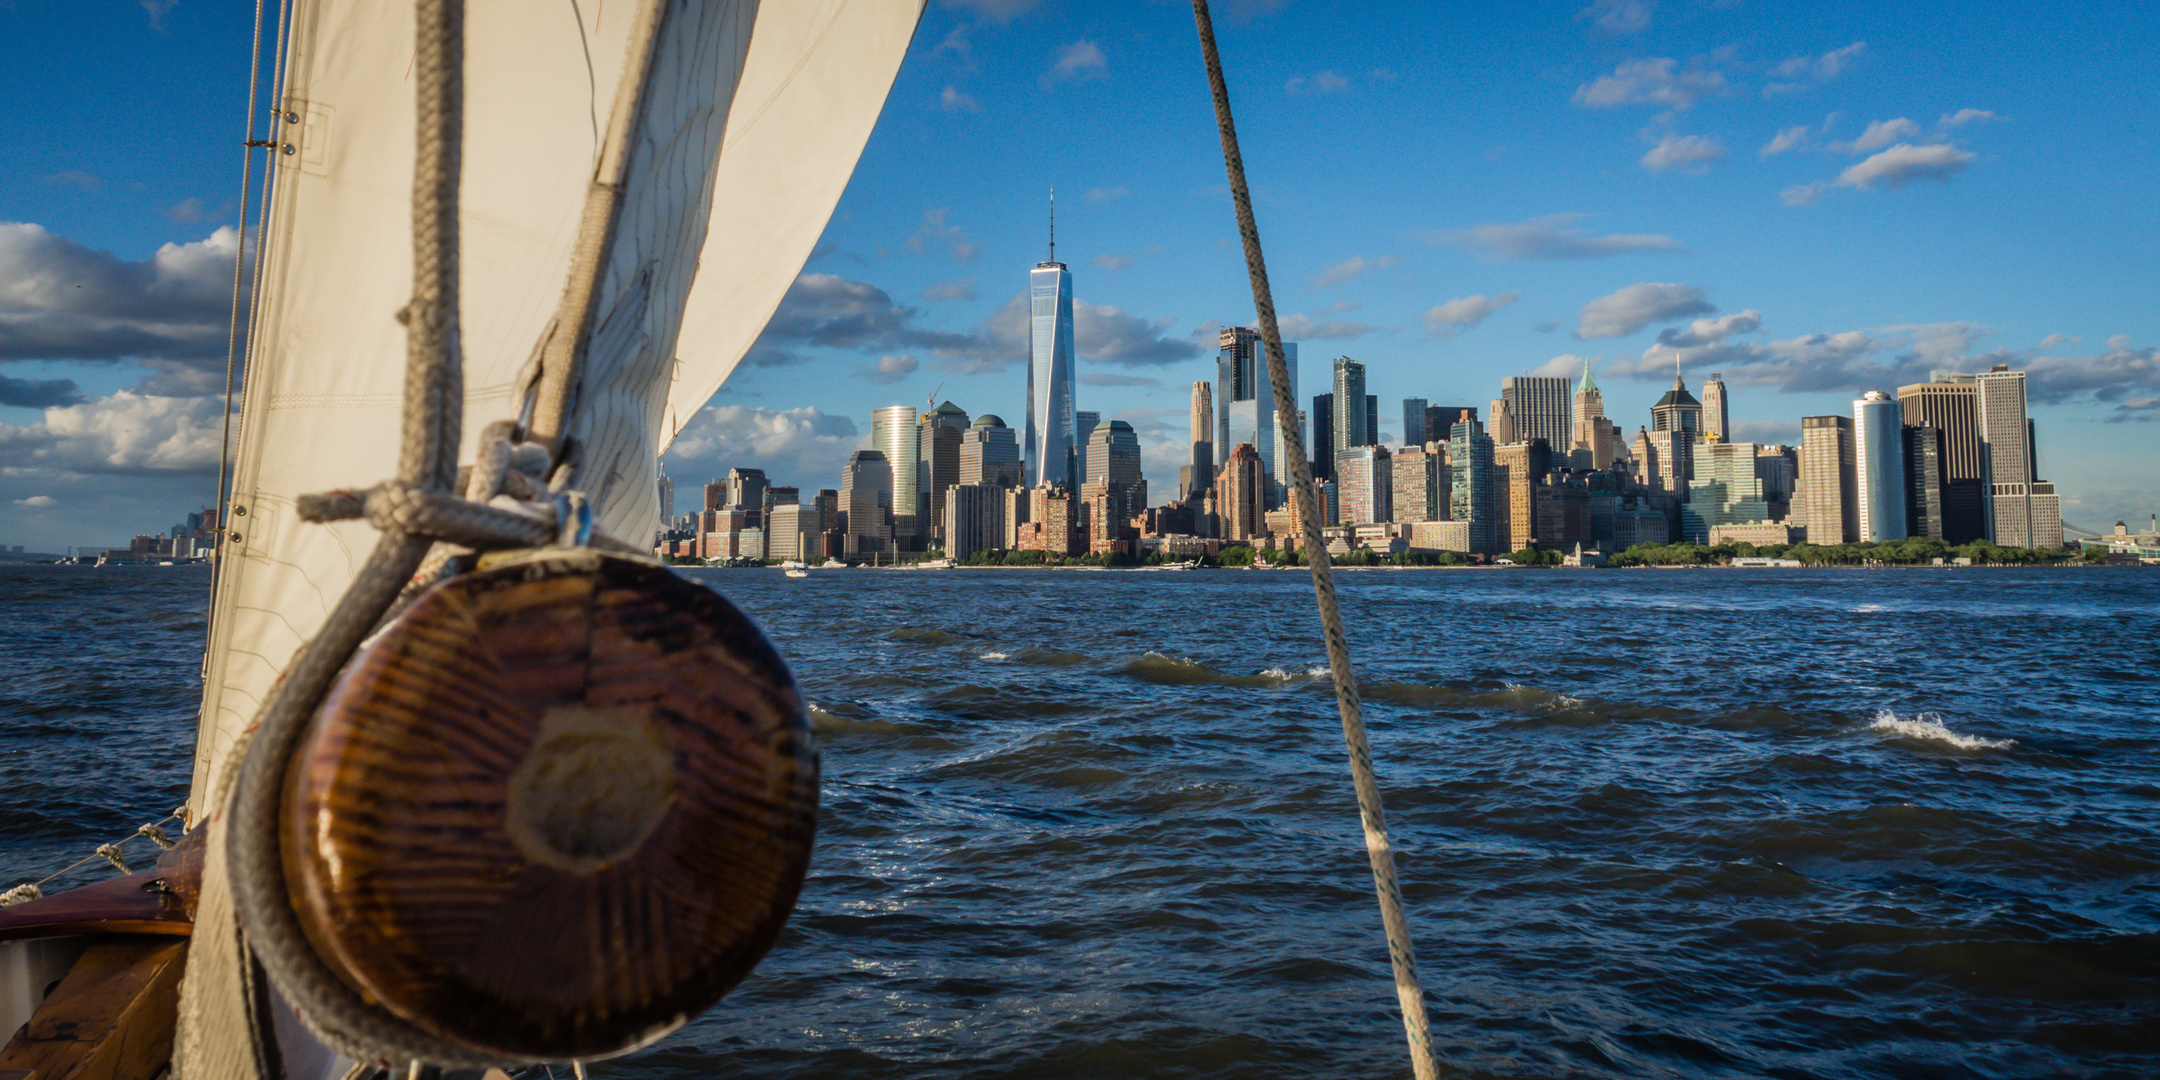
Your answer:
1189;4;1441;1077
210;0;269;636
0;810;187;908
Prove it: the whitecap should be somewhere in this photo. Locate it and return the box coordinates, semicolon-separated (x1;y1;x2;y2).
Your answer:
980;651;1009;661
1868;709;2015;751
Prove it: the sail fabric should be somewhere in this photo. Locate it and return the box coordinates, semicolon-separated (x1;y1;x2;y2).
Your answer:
190;0;924;809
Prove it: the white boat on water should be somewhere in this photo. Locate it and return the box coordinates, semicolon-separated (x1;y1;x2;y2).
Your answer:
783;568;809;578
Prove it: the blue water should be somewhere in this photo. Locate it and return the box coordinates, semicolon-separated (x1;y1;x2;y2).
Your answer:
4;563;2156;1078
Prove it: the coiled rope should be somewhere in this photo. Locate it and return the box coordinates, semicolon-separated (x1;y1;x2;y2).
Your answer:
1190;3;1441;1077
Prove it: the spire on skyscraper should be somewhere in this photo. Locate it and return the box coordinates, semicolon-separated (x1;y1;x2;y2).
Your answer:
1580;357;1599;394
1048;185;1055;264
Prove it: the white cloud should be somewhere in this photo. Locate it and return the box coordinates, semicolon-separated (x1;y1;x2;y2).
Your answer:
905;207;979;261
1657;310;1761;348
1084;186;1129;203
1422;291;1521;338
1640;133;1726;174
663;405;862;491
862;354;919;384
0;390;224;474
2038;333;2073;349
939;86;982;113
1285;71;1352;94
1533;354;1594;378
1048;41;1107;83
14;495;55;507
1311;254;1398;289
1094;253;1136;272
1831;118;1920;154
1780;182;1827;207
1836;143;1976;189
1939;108;2000;129
1759;125;1811;157
1578;0;1654;35
1573;57;1728;109
1431;214;1682;260
1576;283;1714;340
1763;41;1867;95
1272;313;1377;341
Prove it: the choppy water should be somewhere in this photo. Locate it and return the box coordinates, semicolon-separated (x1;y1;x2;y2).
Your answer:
3;563;2156;1078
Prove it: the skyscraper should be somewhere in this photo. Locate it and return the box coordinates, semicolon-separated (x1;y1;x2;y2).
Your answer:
1897;373;1986;543
1216;326;1299;503
839;450;892;557
1188;381;1215;496
942;483;1006;562
1335;445;1391;525
918;400;970;548
1365;395;1379;448
1073;410;1101;468
1448;412;1498;554
1501;376;1570;449
1390;443;1443;523
1428;405;1476;444
1569;360;1623;469
1903;426;1944;540
1214;442;1265;542
1493;440;1547;551
1309;392;1333;481
1651;373;1703;435
872;404;922;549
1025;242;1076;491
1488;397;1517;444
1798;415;1857;544
1854;390;1907;542
959;413;1023;488
1682;440;1770;543
1402;398;1429;446
1083;419;1146;526
656;470;674;521
1975;365;2057;547
1702;374;1730;442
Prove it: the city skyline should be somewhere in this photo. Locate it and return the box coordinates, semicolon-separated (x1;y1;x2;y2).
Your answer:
2;2;2156;548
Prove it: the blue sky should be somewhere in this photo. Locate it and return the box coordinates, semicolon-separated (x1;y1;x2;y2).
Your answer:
4;0;2156;549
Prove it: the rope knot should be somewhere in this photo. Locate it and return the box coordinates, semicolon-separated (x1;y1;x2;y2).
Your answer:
0;883;41;907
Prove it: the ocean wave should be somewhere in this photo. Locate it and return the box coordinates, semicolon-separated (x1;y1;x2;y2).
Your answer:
1119;652;1331;689
1867;709;2014;751
979;651;1009;661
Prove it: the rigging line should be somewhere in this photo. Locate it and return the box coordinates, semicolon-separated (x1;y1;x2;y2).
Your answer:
208;0;268;677
1188;3;1441;1078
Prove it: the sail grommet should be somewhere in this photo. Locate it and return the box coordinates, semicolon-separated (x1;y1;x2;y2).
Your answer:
278;548;816;1061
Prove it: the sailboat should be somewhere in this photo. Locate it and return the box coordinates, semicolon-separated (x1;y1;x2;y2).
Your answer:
2;3;1440;1078
0;1;921;1076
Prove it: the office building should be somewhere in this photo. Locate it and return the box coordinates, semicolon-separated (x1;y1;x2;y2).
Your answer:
1642;429;1693;498
1493;440;1548;551
1798;415;1856;544
1025;248;1077;490
1084;419;1146;527
1310;392;1334;481
1390;443;1444;523
1189;382;1215;496
959;413;1023;488
1682;440;1771;543
1903;426;1944;540
1448;413;1499;555
767;497;805;562
1501;375;1570;450
943;483;1006;561
839;450;892;557
1854;390;1907;542
1702;374;1729;442
1402;398;1429;446
1214;442;1266;541
656;471;674;521
872;404;921;548
1897;373;1986;543
1976;365;2058;547
1335;444;1392;526
1569;360;1624;469
1488;397;1517;444
1428;405;1476;445
1217;326;1299;503
727;468;768;524
1652;373;1703;435
919;400;970;547
1754;444;1798;521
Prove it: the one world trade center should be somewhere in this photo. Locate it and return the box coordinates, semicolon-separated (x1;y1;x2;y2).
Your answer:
1025;192;1076;490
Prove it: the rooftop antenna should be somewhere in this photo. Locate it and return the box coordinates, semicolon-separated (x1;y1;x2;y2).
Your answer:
1048;185;1056;264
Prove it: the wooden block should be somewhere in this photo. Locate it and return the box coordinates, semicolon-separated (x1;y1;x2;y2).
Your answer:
0;937;185;1080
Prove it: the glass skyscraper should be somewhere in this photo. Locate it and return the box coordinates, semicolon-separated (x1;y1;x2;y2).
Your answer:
1215;326;1298;504
1025;260;1076;490
1854;390;1907;542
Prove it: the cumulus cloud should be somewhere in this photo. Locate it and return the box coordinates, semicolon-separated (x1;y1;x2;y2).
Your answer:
1285;71;1351;94
1047;41;1107;83
1573;57;1729;109
1578;0;1654;34
862;354;919;384
1423;291;1520;338
1076;301;1207;365
1640;133;1726;174
0;374;85;408
1780;182;1827;207
1430;214;1681;261
0;223;237;363
1533;353;1594;378
1311;254;1397;289
939;86;982;113
663;405;861;489
1657;310;1761;348
1763;41;1866;95
1084;186;1129;203
1759;125;1811;157
0;390;224;474
1830;118;1920;154
14;494;56;507
163;198;211;224
1576;283;1714;340
2106;397;2160;423
1939;108;2000;129
1836;143;1975;189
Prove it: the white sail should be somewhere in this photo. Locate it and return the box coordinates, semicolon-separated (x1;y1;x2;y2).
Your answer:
189;0;924;809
